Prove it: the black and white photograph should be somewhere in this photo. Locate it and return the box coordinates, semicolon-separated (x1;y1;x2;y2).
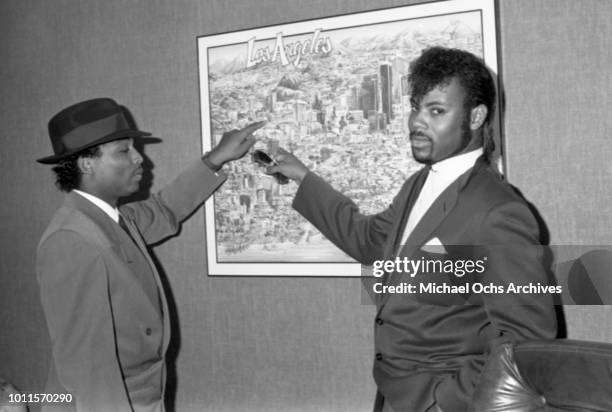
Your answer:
1;0;611;411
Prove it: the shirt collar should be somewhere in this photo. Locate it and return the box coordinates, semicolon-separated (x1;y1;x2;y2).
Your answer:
73;189;120;223
430;148;484;178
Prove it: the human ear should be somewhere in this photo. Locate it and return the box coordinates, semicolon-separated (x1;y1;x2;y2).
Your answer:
470;104;488;131
78;156;93;175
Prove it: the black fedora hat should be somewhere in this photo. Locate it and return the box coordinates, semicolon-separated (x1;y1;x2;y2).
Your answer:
37;98;158;164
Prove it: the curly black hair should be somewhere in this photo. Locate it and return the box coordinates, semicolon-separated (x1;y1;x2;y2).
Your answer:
52;146;101;192
408;47;497;156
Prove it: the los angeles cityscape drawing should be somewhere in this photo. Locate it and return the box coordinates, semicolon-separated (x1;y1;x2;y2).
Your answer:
198;4;495;274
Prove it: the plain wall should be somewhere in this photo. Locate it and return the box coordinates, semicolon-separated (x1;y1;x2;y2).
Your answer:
0;0;610;411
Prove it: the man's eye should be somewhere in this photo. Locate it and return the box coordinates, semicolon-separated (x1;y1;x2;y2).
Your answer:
431;108;445;115
410;106;418;112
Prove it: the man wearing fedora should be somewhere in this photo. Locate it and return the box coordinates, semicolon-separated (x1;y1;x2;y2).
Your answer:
36;98;264;412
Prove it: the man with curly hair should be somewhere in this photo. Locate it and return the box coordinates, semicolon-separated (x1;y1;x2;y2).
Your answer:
269;47;557;411
36;98;263;412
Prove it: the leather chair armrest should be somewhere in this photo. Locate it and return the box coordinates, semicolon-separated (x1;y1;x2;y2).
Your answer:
471;339;612;411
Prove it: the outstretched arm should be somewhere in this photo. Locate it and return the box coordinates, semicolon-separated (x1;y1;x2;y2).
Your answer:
122;121;265;244
268;148;408;264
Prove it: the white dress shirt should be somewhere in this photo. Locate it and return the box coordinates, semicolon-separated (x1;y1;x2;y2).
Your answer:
399;148;483;247
73;189;120;223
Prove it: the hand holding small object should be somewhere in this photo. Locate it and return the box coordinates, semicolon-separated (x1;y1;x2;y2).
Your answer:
265;148;309;184
252;149;289;185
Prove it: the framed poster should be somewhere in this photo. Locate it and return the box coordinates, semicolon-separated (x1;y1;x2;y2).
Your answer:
198;0;499;276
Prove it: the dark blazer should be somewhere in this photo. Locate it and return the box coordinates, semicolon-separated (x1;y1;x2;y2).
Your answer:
37;159;226;412
293;157;557;412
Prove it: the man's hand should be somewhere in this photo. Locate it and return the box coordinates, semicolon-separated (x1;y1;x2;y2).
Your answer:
207;121;266;167
266;148;310;184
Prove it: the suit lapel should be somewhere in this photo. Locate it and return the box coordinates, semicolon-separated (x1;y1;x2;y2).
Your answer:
379;157;488;307
120;213;171;352
400;180;461;258
387;168;430;263
65;192;163;314
375;168;429;306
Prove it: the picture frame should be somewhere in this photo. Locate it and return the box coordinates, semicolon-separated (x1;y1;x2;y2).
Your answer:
197;0;499;276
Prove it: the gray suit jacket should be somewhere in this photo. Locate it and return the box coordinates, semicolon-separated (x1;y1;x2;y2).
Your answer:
37;159;225;412
293;157;557;412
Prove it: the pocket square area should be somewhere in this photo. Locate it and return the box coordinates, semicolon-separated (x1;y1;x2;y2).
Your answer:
421;237;447;254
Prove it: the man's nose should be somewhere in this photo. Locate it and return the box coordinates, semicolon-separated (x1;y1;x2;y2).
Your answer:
409;110;426;131
131;148;143;164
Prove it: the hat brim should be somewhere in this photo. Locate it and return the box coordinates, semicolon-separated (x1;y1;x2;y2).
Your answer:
37;130;160;164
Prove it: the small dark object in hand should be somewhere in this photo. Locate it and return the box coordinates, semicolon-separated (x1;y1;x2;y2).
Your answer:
252;150;289;185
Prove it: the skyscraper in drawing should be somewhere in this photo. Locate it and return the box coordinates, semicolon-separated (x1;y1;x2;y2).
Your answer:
361;74;378;119
380;62;393;122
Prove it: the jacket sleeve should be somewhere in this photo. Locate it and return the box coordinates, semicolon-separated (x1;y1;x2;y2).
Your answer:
37;230;133;412
292;171;404;265
434;200;558;410
120;159;226;245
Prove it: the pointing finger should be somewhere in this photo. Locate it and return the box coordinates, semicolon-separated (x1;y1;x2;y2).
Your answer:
241;120;267;135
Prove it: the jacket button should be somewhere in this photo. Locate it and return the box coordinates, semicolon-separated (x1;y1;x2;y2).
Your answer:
376;353;383;361
375;317;384;325
145;328;152;336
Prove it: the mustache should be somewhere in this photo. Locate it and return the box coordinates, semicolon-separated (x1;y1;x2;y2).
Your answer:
410;131;430;140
